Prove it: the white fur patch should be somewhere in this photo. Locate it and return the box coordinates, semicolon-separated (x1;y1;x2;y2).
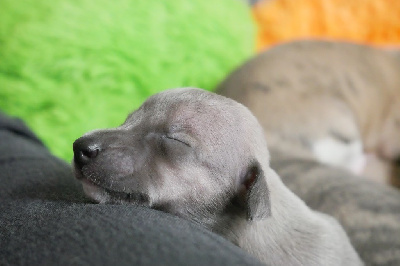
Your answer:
312;138;366;175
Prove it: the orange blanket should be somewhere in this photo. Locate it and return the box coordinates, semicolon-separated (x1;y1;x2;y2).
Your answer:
253;0;400;51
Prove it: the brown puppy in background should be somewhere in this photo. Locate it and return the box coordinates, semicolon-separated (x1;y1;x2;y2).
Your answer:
217;40;400;187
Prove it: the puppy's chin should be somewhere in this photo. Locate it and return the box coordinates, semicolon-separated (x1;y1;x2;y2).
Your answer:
81;178;112;204
73;161;122;203
73;162;151;205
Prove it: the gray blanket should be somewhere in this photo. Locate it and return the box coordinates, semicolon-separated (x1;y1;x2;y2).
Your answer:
0;112;262;266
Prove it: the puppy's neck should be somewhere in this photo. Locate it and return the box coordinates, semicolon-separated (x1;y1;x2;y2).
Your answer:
235;179;321;264
218;176;359;265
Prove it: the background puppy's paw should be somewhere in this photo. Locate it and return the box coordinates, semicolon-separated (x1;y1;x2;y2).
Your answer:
312;138;366;175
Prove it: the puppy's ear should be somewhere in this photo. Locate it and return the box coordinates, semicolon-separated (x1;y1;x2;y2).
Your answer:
239;162;271;221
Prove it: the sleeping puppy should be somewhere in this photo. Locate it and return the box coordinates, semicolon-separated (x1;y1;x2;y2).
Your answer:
217;40;400;187
73;88;362;265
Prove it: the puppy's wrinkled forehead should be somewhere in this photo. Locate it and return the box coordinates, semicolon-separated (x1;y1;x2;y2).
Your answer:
126;88;244;139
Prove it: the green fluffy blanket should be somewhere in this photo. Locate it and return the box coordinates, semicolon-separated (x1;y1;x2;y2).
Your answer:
0;0;254;160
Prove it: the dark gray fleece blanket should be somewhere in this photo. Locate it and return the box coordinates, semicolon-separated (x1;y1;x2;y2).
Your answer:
0;112;262;266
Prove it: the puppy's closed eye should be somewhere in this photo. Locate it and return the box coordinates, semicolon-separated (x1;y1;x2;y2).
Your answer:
159;134;193;159
164;135;191;147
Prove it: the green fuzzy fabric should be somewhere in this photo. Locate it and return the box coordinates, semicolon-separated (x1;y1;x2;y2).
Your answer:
0;0;255;161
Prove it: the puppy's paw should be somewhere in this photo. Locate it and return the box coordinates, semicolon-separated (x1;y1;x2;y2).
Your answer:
312;138;366;175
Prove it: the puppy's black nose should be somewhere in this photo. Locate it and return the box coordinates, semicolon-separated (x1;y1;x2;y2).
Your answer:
73;137;101;168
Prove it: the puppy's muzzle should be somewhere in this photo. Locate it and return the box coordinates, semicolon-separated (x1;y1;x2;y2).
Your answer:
73;137;101;169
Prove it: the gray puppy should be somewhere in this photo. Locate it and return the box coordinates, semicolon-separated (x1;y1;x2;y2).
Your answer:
73;88;362;265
